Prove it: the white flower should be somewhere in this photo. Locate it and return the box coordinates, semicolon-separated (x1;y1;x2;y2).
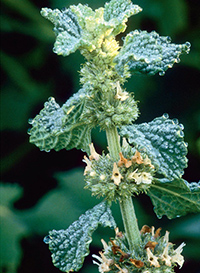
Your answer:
171;242;186;268
140;172;152;184
92;252;114;273
160;243;172;266
111;163;123;186
118;152;132;168
101;239;109;251
83;155;92;175
89;143;100;161
115;81;129;101
143;156;154;168
122;137;129;150
146;247;160;267
128;171;152;185
132;150;143;164
163;230;170;244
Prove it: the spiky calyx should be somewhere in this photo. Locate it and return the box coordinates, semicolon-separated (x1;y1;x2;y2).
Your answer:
83;144;155;201
92;226;185;273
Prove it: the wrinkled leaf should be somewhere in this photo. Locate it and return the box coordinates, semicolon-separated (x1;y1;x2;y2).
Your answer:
147;178;200;219
41;7;82;56
44;201;116;272
29;87;92;153
119;114;188;179
115;30;190;76
104;0;142;35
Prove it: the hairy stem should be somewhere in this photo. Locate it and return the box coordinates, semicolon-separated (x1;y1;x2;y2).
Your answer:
119;197;142;252
106;126;141;251
106;126;121;161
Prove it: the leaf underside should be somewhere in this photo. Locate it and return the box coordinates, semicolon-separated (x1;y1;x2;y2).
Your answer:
147;179;200;219
114;30;190;76
29;87;92;153
44;201;116;272
119;114;188;180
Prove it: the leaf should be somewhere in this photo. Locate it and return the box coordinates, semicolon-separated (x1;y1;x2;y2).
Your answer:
0;183;23;207
104;0;142;35
0;184;29;272
114;30;191;76
147;178;200;219
29;87;92;153
41;7;82;56
44;201;116;273
119;114;188;180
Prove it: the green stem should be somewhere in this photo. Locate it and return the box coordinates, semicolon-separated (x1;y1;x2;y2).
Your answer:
106;126;141;252
106;126;121;161
119;197;141;251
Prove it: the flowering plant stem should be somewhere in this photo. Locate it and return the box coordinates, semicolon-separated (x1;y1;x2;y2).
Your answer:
29;1;200;272
106;126;142;252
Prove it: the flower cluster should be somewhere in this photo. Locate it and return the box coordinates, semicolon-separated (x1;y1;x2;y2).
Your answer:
83;142;155;201
92;226;185;273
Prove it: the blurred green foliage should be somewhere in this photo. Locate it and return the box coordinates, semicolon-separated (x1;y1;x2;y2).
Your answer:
0;0;200;273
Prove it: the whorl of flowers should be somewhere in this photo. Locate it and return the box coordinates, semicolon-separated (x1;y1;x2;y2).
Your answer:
83;142;155;201
92;225;185;273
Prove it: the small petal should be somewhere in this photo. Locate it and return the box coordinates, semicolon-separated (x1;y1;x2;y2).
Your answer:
115;227;123;238
83;155;92;175
115;81;129;101
164;231;170;244
145;241;158;251
171;242;186;268
140;172;153;184
122;138;129;149
89;143;100;160
92;254;102;263
143;156;154;168
154;227;162;238
151;226;155;237
140;225;152;234
101;239;108;251
146;247;160;267
130;258;144;268
118;152;132;168
128;169;141;183
128;170;152;184
160;243;172;266
92;252;113;273
111;163;123;185
132;150;143;164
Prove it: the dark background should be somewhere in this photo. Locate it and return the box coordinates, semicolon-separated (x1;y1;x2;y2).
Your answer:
1;0;200;272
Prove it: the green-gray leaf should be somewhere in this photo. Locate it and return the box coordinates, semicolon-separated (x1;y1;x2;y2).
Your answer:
0;184;29;273
41;8;82;56
104;0;142;35
43;201;116;272
29;87;92;153
119;114;188;179
114;30;190;76
147;178;200;219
